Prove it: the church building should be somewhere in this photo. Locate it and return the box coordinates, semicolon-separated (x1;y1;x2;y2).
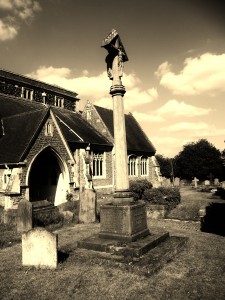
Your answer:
0;69;161;213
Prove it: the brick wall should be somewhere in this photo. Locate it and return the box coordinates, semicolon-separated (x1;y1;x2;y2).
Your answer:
92;150;114;194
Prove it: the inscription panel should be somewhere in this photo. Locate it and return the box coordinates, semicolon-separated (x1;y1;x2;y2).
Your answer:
100;206;128;234
131;205;147;234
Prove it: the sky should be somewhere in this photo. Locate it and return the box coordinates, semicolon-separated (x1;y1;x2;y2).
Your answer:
1;0;225;157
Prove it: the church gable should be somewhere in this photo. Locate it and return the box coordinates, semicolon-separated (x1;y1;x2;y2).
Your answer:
82;101;113;143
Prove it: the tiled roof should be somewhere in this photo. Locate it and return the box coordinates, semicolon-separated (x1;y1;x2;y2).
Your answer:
53;107;112;147
0;96;112;164
94;105;156;154
0;109;48;163
0;93;46;119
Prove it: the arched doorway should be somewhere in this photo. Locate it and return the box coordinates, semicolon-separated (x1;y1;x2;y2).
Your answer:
29;148;66;204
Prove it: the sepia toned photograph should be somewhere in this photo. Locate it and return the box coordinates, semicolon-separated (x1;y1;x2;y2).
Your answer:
0;1;225;299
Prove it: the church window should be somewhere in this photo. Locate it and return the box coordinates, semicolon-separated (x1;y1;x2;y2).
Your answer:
21;87;34;100
140;156;148;176
92;151;104;177
128;155;137;176
3;171;11;189
54;96;64;108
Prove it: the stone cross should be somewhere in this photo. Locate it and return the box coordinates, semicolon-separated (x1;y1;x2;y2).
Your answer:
102;28;128;85
101;29;131;203
192;177;199;188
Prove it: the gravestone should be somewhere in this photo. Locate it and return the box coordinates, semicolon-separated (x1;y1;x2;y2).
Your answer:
214;178;219;185
221;181;225;189
79;189;96;223
22;227;58;269
192;177;199;188
204;180;210;186
17;200;33;233
174;177;180;186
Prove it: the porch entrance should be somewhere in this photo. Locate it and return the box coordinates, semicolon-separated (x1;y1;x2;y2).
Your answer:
29;148;63;204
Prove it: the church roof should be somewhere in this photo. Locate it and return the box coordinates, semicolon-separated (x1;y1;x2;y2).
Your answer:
0;109;48;163
53;107;112;147
94;105;156;154
0;95;112;164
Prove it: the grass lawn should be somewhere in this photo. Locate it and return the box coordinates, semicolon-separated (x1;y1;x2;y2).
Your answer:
167;185;225;221
0;187;225;299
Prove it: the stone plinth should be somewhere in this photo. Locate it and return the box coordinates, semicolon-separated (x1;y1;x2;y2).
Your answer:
99;201;149;242
78;230;169;258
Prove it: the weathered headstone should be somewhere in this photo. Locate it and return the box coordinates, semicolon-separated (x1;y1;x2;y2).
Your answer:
221;181;225;189
22;227;58;269
174;177;180;187
79;188;96;223
204;180;210;186
214;178;219;185
17;200;33;233
192;177;199;188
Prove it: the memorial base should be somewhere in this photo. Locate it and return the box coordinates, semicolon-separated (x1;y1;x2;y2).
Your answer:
99;201;149;242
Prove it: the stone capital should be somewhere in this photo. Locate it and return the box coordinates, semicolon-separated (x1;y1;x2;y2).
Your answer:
110;84;126;97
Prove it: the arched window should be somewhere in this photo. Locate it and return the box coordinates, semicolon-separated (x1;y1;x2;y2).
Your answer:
92;152;104;177
128;155;137;176
140;156;148;176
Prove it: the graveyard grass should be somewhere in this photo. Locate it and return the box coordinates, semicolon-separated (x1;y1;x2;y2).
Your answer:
0;187;225;299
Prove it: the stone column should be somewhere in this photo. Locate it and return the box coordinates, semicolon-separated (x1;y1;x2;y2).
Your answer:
99;29;149;241
110;84;132;203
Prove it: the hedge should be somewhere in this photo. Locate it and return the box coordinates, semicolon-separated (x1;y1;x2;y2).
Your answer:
142;187;181;210
129;179;153;201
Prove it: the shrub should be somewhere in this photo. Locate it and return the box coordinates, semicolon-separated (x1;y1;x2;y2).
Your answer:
129;179;153;200
143;187;180;210
0;223;21;249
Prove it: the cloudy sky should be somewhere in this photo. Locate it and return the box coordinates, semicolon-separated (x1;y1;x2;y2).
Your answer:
1;0;225;157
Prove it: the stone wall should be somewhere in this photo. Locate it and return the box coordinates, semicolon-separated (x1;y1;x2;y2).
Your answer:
0;79;76;111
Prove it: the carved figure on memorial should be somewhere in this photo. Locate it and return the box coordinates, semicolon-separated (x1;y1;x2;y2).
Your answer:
102;29;128;81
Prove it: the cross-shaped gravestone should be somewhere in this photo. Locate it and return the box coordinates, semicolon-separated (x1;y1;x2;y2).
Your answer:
192;177;199;188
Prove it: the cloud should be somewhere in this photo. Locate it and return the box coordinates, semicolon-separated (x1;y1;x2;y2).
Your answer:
150;136;185;157
160;122;208;132
156;99;211;117
192;126;225;138
156;53;225;95
27;66;158;110
0;0;41;41
132;111;164;123
0;19;18;41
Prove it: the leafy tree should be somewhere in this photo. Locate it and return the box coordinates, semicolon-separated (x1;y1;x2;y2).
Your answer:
155;154;173;178
174;139;224;181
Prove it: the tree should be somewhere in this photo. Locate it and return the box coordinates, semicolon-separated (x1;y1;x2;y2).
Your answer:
155;154;172;178
174;139;224;181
